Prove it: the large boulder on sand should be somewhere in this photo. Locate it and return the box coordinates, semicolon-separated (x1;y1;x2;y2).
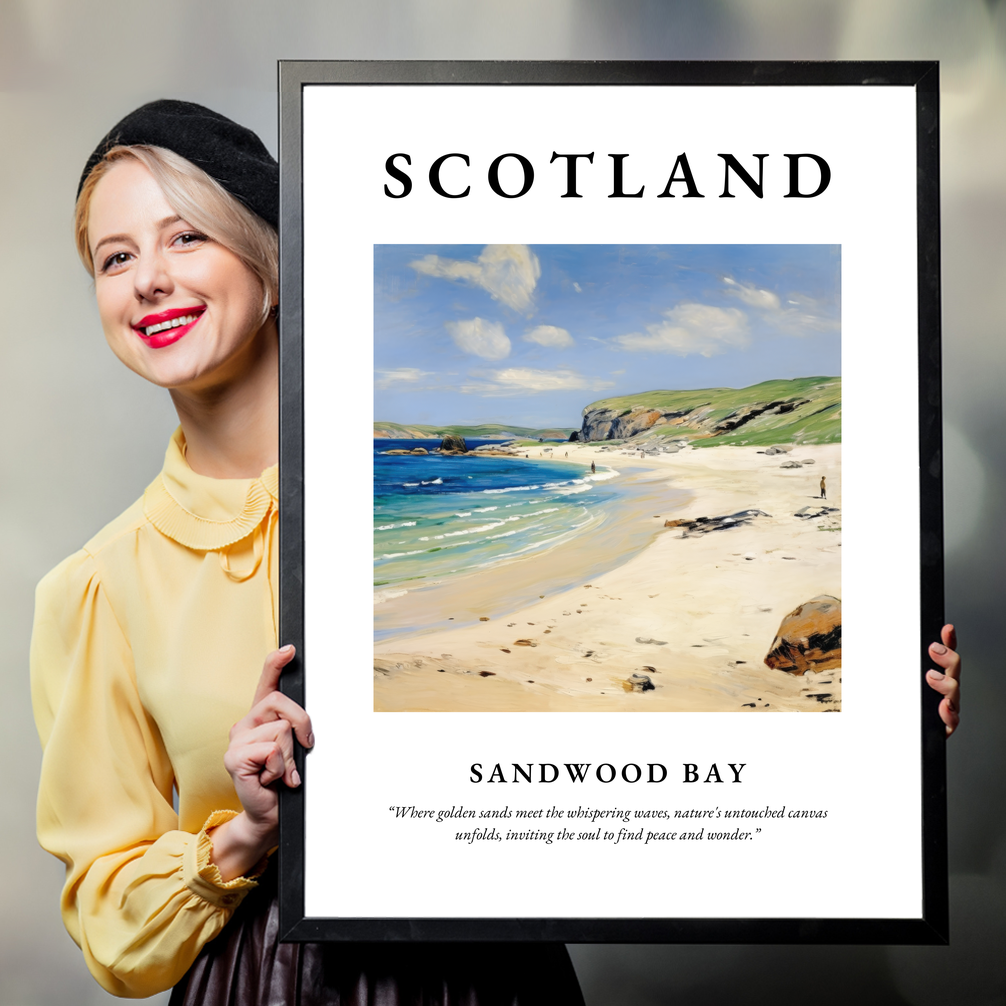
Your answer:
438;435;468;454
764;595;842;675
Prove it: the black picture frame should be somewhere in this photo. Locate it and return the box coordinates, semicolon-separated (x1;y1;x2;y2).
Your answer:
277;60;945;944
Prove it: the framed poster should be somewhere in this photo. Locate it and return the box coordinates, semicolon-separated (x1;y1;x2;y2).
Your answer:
277;61;946;943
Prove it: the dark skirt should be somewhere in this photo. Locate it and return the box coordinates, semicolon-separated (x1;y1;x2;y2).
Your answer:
169;869;585;1006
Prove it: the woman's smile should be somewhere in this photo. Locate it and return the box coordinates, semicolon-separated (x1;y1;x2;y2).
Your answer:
133;305;207;348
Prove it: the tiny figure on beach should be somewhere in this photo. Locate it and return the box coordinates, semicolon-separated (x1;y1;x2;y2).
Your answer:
591;461;596;474
820;476;827;499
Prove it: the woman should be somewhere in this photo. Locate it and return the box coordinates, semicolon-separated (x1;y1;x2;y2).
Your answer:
31;100;586;1003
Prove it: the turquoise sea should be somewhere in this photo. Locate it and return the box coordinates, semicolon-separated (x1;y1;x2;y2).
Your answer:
374;439;622;596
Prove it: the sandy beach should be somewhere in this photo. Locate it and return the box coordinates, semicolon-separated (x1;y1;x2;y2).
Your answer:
374;442;841;713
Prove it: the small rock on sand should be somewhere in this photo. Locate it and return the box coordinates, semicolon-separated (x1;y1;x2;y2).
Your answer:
625;673;655;692
795;505;839;520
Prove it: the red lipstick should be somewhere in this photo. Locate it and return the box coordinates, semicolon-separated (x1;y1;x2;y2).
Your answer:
133;306;205;349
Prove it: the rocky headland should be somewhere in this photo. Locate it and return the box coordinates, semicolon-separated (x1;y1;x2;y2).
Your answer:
568;377;840;447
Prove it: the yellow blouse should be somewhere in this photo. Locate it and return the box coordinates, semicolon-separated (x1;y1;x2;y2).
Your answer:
31;429;279;998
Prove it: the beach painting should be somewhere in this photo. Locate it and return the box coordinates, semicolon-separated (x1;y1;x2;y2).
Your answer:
373;244;841;713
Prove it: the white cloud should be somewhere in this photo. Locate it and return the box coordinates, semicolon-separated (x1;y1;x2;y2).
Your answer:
615;303;750;357
723;275;781;311
410;245;541;313
523;324;574;348
773;292;840;334
461;367;616;396
723;276;838;334
375;367;435;390
445;318;512;360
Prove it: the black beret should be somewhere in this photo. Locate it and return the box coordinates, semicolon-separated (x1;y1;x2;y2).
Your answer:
78;99;278;228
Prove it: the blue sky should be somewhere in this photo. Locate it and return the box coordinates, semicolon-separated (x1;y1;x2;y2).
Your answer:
374;244;840;429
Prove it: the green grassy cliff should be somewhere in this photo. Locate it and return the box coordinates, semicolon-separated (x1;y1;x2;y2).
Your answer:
578;377;840;446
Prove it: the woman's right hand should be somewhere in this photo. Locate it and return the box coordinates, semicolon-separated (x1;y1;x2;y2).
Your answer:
209;645;314;881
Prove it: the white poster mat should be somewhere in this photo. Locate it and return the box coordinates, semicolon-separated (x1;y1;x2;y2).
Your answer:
301;84;919;920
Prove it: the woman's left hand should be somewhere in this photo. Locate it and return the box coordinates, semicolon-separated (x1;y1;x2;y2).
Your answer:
926;624;961;737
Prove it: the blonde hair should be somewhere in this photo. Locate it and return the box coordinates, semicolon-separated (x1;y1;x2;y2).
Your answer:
75;145;278;323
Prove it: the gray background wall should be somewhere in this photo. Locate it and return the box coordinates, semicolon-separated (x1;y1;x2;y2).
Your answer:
1;2;1003;1003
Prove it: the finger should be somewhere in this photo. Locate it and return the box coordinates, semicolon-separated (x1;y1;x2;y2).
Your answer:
224;739;287;786
230;695;313;752
258;742;287;787
236;719;301;788
245;690;314;749
928;641;961;681
926;669;960;707
939;697;960;737
926;670;961;738
252;645;296;707
941;624;957;652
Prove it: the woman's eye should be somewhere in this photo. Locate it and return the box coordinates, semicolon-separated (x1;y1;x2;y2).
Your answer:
173;231;208;248
101;251;132;272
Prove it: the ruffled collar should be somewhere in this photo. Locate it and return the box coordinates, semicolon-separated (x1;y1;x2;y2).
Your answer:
143;428;278;551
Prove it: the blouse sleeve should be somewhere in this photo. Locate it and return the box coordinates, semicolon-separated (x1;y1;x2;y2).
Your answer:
30;549;262;998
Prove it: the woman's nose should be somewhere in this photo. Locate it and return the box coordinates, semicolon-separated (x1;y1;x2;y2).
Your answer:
133;249;173;302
